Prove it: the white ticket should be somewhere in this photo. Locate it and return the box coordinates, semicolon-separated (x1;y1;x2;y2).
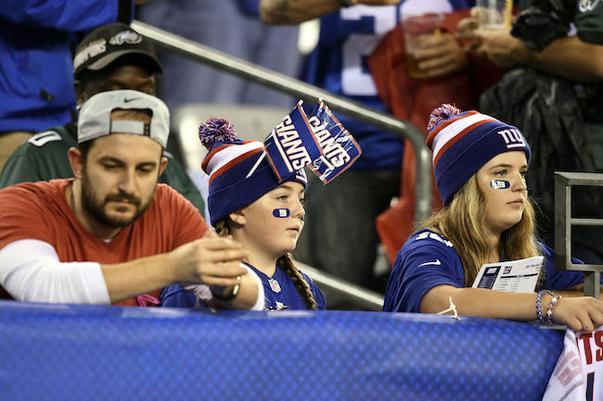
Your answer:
472;256;544;293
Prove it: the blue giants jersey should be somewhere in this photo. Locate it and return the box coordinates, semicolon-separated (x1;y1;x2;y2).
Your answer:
161;263;326;311
383;229;587;313
250;264;326;310
303;0;473;170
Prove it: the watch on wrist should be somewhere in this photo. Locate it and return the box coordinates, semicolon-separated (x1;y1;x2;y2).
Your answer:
210;280;241;302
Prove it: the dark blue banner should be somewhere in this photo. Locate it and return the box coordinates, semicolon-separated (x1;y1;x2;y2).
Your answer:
308;100;362;184
264;101;322;181
0;301;563;401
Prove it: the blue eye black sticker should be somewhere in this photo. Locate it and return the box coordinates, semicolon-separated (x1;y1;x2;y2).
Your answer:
490;180;510;189
273;208;291;218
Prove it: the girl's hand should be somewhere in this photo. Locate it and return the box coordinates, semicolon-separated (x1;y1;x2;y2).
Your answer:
552;296;603;332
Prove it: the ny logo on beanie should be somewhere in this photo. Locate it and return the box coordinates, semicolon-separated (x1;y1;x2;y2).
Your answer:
426;104;531;205
498;128;527;149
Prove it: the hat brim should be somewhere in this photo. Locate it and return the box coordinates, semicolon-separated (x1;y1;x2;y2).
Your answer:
77;50;162;76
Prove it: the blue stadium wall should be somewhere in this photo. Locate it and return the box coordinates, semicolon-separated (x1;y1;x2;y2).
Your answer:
0;301;563;400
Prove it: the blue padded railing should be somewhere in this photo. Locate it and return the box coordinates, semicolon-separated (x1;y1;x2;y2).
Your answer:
0;301;563;401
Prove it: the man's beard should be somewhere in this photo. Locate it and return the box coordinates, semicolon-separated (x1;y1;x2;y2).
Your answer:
81;171;152;228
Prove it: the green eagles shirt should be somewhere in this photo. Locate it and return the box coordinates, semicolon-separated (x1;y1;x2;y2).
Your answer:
518;0;603;44
574;0;603;45
0;123;205;214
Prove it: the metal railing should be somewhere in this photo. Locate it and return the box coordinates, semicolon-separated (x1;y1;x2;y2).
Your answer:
131;20;431;310
296;262;384;310
554;172;603;298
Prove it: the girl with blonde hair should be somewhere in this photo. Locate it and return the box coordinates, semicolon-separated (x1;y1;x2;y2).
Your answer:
384;104;603;331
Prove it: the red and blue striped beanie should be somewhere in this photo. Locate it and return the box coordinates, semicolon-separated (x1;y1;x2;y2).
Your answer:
199;118;307;226
426;104;531;206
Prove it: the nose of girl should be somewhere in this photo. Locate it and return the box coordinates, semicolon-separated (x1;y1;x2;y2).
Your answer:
512;173;527;192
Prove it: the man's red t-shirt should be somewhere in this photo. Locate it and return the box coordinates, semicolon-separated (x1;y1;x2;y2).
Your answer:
0;179;207;306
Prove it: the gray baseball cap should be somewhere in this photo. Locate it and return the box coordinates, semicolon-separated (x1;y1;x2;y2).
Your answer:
78;90;170;148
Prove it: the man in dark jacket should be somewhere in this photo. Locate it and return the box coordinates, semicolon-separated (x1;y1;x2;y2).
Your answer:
474;0;603;263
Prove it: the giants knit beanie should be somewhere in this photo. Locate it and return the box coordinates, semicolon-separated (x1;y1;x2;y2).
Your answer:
199;118;307;226
426;104;531;205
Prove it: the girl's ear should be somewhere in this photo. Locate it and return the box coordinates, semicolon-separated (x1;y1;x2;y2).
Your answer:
228;209;246;226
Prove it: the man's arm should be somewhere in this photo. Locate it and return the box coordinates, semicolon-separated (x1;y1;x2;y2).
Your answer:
259;0;399;25
0;237;259;310
475;31;603;82
102;236;255;309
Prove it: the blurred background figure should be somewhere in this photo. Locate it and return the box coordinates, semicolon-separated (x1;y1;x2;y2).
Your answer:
467;0;603;264
0;0;134;171
137;0;301;110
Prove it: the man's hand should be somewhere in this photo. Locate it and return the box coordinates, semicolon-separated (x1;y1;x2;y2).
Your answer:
413;32;468;78
471;28;531;69
169;235;249;287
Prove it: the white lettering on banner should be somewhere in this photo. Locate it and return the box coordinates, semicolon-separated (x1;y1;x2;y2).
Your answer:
309;116;351;168
275;117;312;171
497;128;526;149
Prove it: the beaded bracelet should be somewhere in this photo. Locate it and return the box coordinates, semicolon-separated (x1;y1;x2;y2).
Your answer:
536;289;554;323
545;294;562;325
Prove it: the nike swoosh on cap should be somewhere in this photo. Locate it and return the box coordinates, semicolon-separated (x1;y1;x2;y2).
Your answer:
123;97;140;103
418;259;442;267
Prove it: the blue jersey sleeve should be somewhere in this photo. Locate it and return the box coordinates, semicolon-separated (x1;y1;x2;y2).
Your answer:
0;0;133;31
383;230;465;313
161;284;199;309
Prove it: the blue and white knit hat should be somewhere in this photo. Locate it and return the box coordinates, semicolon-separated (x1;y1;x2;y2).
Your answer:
426;104;531;205
199;118;307;226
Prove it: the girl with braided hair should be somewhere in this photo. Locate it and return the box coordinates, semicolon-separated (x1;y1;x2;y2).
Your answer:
384;104;603;332
161;118;325;310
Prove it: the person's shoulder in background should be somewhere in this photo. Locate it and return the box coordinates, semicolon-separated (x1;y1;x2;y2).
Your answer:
0;125;75;188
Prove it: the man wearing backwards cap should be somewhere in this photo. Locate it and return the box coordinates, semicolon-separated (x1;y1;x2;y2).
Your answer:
0;90;263;309
0;23;205;215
